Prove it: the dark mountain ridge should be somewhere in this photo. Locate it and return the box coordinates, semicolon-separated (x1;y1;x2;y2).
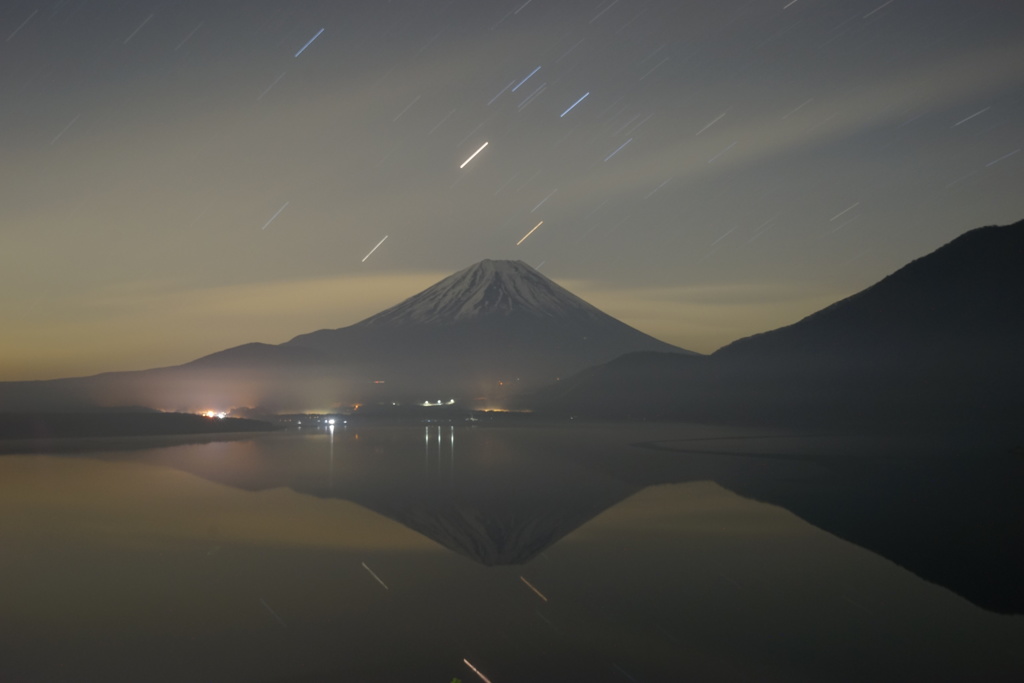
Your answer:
0;259;690;412
523;219;1024;427
715;220;1024;364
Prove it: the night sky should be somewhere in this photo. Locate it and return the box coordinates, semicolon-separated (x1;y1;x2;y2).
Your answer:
3;0;1023;380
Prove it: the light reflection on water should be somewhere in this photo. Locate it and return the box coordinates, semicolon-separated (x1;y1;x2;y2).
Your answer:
1;424;1022;682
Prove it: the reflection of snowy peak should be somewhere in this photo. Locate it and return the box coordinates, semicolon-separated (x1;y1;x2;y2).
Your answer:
355;259;604;326
370;491;639;566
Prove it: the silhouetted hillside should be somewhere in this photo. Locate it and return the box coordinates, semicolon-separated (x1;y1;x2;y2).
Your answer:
0;260;690;412
523;219;1024;428
0;412;277;440
715;219;1024;364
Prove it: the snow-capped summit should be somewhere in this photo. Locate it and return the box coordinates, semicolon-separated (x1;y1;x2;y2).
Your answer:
275;258;693;401
355;259;603;326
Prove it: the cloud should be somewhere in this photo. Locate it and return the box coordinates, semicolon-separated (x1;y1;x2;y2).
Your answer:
551;41;1024;205
565;279;846;353
0;268;844;379
0;272;448;380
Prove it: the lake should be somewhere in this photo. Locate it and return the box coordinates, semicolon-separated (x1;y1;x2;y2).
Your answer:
1;421;1022;682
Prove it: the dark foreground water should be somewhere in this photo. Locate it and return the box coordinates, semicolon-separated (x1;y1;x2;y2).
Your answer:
1;422;1022;682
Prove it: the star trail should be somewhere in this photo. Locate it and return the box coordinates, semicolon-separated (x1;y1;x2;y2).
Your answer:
1;0;1022;379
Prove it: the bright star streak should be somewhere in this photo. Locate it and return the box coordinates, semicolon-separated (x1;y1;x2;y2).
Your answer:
710;227;738;248
531;189;557;213
174;21;203;50
863;0;895;19
260;201;289;230
260;599;287;628
361;235;389;262
428;108;456;134
644;177;673;199
829;202;860;221
708;141;736;163
639;57;669;81
361;562;389;590
459;141;489;168
392;94;421;122
6;9;38;42
258;71;286;101
556;38;585;62
124;14;154;44
625;112;654;136
295;28;324;57
517;83;546;110
590;0;619;23
603;138;632;162
953;107;990;127
49;114;80;146
986;148;1020;167
696;110;728;135
487;80;515;105
511;66;541;92
463;659;494;683
516;221;544;246
560;92;590;117
781;97;813;119
520;576;549;601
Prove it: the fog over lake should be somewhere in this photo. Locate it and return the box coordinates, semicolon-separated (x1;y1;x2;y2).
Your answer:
2;422;1021;682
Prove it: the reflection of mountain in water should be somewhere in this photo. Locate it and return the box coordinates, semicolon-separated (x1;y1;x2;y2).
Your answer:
605;432;1024;616
725;454;1024;616
359;484;638;566
341;427;643;565
127;424;1023;614
136;425;642;566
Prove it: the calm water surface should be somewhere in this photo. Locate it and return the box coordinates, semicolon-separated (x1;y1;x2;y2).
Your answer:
1;423;1021;682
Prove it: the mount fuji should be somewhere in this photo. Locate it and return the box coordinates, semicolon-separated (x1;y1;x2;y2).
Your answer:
0;260;692;412
271;259;690;399
321;258;615;326
264;259;691;405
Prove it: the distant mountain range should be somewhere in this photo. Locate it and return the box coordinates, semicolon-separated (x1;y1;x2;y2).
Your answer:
3;219;1021;424
271;258;689;399
523;219;1024;427
0;259;688;412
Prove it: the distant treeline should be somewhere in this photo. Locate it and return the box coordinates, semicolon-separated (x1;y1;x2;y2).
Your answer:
0;412;277;440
